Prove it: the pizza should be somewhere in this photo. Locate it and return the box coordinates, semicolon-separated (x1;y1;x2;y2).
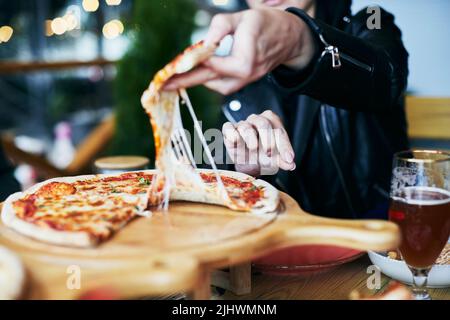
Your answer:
1;169;279;247
140;41;248;211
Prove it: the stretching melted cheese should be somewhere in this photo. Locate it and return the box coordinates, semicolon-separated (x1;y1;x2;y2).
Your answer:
140;41;221;210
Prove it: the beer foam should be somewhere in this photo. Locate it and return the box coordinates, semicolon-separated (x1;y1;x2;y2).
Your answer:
393;186;450;206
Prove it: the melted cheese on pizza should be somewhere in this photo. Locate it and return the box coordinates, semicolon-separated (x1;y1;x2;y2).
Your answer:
11;171;266;242
12;172;153;240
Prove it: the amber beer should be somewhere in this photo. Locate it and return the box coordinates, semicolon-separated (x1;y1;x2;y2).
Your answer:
389;186;450;268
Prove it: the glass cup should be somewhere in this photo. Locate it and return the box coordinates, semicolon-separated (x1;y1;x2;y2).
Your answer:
94;156;150;174
389;150;450;300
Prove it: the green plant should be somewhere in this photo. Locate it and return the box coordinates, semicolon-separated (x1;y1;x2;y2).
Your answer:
109;0;219;164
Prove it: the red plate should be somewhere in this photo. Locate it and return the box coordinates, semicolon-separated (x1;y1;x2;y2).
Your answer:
253;245;364;276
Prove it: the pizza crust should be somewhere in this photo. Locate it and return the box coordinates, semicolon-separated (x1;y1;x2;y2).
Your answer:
1;170;279;248
2;192;97;248
173;42;217;74
2;174;118;248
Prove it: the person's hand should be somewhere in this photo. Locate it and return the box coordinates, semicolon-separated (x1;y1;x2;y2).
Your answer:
164;8;315;95
222;110;296;177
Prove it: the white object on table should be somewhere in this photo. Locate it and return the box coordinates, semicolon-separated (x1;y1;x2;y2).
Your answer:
368;249;450;288
0;246;26;300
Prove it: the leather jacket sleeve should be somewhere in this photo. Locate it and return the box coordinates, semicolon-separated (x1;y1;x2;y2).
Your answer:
0;146;20;201
270;7;409;113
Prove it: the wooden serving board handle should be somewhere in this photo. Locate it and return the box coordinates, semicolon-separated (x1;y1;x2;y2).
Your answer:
275;213;400;252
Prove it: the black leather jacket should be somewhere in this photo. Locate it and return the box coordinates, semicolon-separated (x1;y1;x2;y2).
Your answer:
221;5;409;219
0;146;20;201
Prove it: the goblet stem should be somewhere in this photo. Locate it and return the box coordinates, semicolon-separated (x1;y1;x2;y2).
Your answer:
410;267;431;300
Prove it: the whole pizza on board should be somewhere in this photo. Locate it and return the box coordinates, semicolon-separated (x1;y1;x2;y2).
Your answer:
2;170;279;247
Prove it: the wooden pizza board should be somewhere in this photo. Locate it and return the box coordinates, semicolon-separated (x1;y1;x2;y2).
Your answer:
0;193;400;299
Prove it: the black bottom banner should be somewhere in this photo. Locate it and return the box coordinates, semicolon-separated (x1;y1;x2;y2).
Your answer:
0;299;446;319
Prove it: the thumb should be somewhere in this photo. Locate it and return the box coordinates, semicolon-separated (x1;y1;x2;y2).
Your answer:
205;12;243;46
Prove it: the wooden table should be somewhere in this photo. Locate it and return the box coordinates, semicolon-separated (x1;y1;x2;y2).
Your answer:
0;189;401;300
220;255;450;300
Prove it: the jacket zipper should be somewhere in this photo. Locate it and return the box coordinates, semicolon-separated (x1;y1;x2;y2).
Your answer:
319;34;373;72
340;52;373;72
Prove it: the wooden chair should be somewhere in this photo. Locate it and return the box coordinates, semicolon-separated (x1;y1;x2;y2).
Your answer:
0;59;117;179
405;96;450;140
1;115;115;179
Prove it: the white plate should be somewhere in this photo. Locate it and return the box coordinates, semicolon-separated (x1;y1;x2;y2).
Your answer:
0;246;26;299
368;250;450;288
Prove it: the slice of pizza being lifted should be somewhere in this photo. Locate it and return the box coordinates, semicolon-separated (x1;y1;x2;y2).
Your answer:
140;41;280;213
140;41;217;210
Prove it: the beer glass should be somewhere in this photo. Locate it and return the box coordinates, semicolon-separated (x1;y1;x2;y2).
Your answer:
389;150;450;300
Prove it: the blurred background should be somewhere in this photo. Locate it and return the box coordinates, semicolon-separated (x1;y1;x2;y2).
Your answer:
0;0;449;189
